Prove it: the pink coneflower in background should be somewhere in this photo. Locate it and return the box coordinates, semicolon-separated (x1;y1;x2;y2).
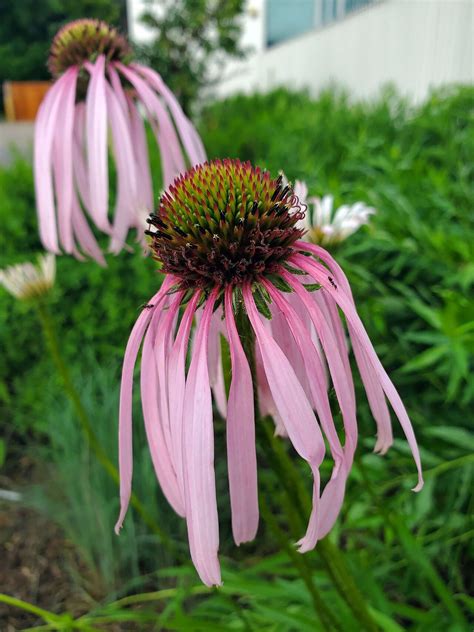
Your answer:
115;159;423;586
35;19;206;263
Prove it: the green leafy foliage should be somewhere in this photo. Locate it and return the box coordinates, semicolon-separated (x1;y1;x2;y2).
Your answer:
136;0;247;114
0;0;126;112
1;85;473;629
200;84;474;414
24;360;185;597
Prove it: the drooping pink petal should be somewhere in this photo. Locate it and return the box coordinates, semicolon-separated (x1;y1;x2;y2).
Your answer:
243;285;325;552
262;279;348;547
107;65;129;115
208;308;227;418
291;250;423;491
354;345;393;454
212;357;227;419
71;189;106;265
168;292;202;502
108;63;154;232
115;276;175;534
255;342;273;416
131;63;207;166
303;243;393;454
127;96;154;224
207;309;220;385
140;291;185;517
255;343;287;436
183;287;221;586
270;301;311;402
72;103;92;213
280;271;359;537
289;289;328;390
51;67;78;253
85;56;111;233
34;70;74;253
52;144;74;254
281;271;358;457
262;279;343;465
105;82;138;253
152;291;184;481
317;246;393;454
115;63;186;187
224;286;259;545
314;289;355;406
308;246;392;453
68;101;107;264
316;460;351;539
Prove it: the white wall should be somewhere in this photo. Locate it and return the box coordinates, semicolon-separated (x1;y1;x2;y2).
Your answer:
212;0;473;103
127;0;162;43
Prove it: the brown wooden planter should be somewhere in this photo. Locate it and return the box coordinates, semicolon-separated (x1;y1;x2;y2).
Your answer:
3;81;51;121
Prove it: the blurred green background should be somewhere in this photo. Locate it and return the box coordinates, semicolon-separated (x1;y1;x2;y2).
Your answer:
0;84;473;630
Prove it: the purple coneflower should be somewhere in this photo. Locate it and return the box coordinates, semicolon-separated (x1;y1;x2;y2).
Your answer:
116;159;423;586
35;19;206;263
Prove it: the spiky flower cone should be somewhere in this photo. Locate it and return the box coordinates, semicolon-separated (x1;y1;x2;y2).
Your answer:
146;159;306;287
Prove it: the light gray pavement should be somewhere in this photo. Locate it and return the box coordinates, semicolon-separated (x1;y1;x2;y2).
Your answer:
0;121;34;164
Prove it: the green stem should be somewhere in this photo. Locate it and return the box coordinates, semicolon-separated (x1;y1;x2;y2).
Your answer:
260;418;380;631
35;300;176;553
379;453;474;493
104;585;210;608
318;539;379;630
234;308;342;630
259;495;343;631
0;593;62;624
239;301;380;629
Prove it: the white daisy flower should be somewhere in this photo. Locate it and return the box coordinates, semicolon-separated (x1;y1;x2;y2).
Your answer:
0;254;56;301
309;195;376;245
280;172;375;245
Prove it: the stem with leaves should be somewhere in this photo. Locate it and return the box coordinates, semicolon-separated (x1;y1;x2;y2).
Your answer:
35;300;176;554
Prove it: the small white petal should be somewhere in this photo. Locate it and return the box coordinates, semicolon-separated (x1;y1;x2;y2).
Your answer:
0;254;56;301
294;180;308;205
320;195;334;225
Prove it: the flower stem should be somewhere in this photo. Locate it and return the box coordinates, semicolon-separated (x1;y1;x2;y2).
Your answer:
0;593;62;625
259;494;343;631
234;307;342;630
35;300;176;553
261;418;379;632
234;299;378;630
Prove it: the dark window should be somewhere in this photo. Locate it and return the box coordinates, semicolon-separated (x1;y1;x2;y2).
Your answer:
266;1;376;47
345;0;374;12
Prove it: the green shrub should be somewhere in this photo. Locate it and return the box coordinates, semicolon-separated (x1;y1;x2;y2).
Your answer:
199;85;474;416
0;85;472;628
0;155;163;435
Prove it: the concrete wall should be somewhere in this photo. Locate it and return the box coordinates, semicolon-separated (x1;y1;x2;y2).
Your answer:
127;0;161;43
212;0;473;103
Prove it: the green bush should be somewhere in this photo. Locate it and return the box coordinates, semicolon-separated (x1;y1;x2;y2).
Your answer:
0;157;161;435
0;85;472;628
200;85;474;415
